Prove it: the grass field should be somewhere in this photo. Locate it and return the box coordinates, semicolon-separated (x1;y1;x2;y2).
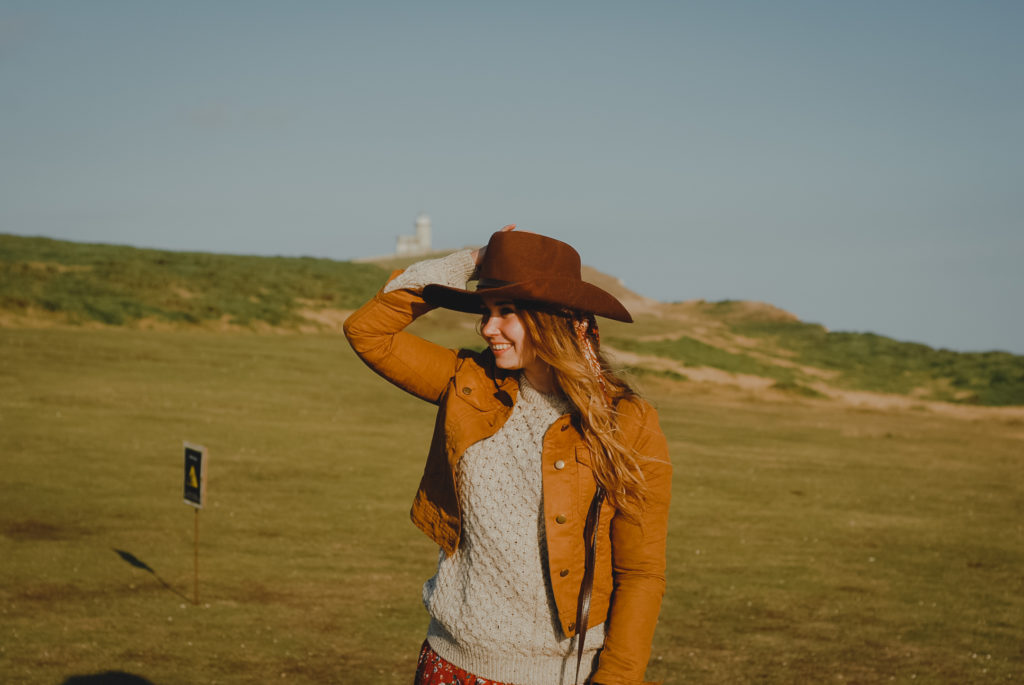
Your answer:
1;325;1022;684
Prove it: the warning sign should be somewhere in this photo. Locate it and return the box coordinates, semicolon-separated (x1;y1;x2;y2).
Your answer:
183;442;208;508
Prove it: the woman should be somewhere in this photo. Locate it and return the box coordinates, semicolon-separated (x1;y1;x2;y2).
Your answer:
344;227;671;685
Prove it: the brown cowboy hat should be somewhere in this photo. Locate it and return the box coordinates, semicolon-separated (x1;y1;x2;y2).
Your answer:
422;230;633;323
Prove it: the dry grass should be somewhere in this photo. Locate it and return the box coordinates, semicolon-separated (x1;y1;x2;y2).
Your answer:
1;326;1022;684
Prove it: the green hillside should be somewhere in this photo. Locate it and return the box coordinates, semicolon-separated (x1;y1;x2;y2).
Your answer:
2;233;1022;406
610;301;1024;406
0;234;386;327
730;317;1024;406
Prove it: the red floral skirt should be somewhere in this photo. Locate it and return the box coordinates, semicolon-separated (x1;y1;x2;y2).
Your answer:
413;640;511;685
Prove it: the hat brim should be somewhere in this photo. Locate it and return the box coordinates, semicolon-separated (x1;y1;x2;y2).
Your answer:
422;278;633;323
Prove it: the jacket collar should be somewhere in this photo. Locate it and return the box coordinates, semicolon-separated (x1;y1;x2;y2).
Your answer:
483;348;519;408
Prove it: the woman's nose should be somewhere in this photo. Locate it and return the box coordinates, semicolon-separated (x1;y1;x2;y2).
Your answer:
481;316;498;336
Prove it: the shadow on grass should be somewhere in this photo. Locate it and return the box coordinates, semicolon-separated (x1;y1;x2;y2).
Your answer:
113;548;191;603
61;672;154;684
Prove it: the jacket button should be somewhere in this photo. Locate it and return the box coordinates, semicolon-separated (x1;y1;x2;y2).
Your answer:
567;622;576;632
461;387;472;395
554;460;565;470
560;424;570;431
555;514;567;524
560;568;570;577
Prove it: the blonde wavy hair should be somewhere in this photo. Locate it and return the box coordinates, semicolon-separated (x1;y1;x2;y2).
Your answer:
517;306;648;520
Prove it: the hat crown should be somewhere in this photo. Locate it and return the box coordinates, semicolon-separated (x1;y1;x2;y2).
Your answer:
478;231;581;285
420;228;633;322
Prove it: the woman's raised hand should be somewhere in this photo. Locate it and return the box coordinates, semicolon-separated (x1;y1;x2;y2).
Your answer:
472;224;516;266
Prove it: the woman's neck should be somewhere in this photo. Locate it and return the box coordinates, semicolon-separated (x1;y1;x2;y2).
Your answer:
523;362;556;394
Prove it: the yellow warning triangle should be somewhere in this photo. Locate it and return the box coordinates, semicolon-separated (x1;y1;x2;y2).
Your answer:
188;466;199;488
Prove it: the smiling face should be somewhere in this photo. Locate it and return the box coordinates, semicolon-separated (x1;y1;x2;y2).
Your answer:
479;297;551;389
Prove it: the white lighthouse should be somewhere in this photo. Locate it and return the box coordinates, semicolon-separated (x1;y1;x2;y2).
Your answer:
395;213;433;256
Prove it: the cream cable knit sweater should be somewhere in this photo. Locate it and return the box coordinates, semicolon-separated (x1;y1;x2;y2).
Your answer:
386;252;604;685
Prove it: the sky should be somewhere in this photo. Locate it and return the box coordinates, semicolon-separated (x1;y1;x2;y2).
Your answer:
1;1;1021;353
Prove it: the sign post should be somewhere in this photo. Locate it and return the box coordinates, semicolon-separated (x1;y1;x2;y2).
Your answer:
183;441;208;605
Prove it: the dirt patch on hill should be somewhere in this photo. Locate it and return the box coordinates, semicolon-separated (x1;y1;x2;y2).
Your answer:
609;348;776;391
809;384;1024;423
297;308;353;333
24;261;93;274
0;308;104;330
1;307;358;335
